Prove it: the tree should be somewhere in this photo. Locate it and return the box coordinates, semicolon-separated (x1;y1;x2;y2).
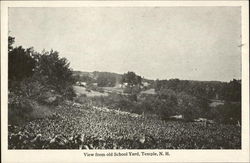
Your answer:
80;75;95;84
96;73;116;87
35;50;74;92
121;72;142;99
210;102;241;124
176;92;201;121
8;36;36;83
8;36;15;52
121;71;142;88
223;79;241;102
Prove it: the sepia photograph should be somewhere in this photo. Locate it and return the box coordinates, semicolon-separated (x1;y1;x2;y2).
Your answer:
1;1;249;163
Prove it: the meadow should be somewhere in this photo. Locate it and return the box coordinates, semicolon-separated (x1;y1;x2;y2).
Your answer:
8;100;241;149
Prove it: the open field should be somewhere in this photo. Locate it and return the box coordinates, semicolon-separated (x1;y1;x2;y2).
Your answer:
73;86;108;97
8;101;241;149
102;87;124;94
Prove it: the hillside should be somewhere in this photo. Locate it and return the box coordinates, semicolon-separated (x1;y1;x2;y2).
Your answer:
73;71;241;101
73;71;153;84
73;71;121;80
9;101;241;149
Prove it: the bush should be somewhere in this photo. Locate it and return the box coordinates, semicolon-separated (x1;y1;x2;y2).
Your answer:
210;102;241;124
123;87;132;94
96;73;116;87
19;77;47;100
8;93;36;125
62;86;76;100
86;84;104;93
74;94;87;104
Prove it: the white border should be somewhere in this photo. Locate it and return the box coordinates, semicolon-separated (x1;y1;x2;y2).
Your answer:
1;1;249;163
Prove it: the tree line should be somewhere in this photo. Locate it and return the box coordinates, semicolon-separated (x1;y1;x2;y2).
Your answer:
154;79;241;102
93;71;241;124
8;36;75;124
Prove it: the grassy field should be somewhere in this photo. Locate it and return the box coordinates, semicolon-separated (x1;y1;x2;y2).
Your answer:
102;87;124;94
9;101;241;149
73;86;108;97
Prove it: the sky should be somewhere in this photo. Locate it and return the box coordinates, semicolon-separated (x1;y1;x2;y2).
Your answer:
8;7;241;81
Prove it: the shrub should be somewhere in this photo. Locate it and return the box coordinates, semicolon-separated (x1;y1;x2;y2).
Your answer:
75;94;88;104
210;102;241;124
8;93;36;125
123;87;132;94
96;73;116;87
86;84;104;93
62;86;76;100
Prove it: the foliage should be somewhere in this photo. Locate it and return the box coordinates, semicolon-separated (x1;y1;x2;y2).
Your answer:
121;71;142;88
74;94;87;104
8;36;75;98
123;85;141;96
222;79;241;102
8;46;36;83
86;84;104;93
8;36;76;124
8;102;241;149
96;73;116;87
8;36;15;52
210;102;241;124
8;37;241;149
154;78;241;102
73;75;95;84
84;88;209;121
8;92;36;125
35;50;74;93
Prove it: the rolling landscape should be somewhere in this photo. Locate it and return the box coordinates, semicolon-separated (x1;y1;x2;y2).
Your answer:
7;7;242;150
8;43;241;149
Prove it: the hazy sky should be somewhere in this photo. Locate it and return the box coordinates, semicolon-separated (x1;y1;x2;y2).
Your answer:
9;7;241;81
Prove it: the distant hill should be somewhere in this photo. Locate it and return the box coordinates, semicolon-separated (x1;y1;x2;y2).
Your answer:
73;71;94;78
73;71;153;84
73;71;240;101
73;71;121;80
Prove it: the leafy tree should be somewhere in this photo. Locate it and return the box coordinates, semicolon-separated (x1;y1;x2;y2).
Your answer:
176;92;201;120
8;37;36;83
34;50;74;93
8;36;75;99
97;73;116;87
121;71;142;87
80;75;95;84
8;36;15;52
210;102;241;124
223;79;241;102
121;72;142;100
